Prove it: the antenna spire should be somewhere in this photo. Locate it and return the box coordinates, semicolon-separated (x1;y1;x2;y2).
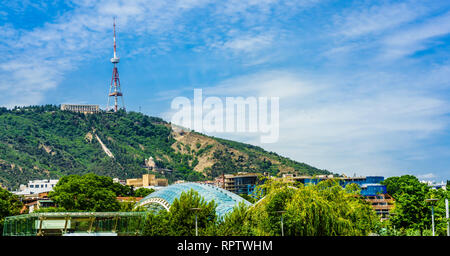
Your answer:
107;17;125;112
113;17;117;59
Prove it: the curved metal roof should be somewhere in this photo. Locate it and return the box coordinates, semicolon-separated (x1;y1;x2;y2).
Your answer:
135;183;252;218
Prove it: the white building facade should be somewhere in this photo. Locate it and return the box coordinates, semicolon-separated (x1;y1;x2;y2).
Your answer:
14;179;59;195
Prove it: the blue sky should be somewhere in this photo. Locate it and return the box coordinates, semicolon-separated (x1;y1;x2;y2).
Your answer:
1;0;450;181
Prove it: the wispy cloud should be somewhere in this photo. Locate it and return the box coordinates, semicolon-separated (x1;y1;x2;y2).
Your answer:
178;69;450;177
0;0;214;107
333;1;428;38
202;70;319;98
0;0;303;106
222;33;274;53
206;30;280;66
328;1;450;61
417;173;436;180
381;11;450;59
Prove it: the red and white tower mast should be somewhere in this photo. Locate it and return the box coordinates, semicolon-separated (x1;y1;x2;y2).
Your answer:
107;17;125;112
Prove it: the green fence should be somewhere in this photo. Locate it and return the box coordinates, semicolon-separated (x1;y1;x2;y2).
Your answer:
3;212;147;236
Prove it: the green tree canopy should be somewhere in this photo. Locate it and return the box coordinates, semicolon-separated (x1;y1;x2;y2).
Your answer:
427;187;450;236
244;179;379;236
143;179;380;236
216;201;252;236
381;175;430;234
48;173;121;212
134;187;155;198
0;187;23;235
143;189;217;236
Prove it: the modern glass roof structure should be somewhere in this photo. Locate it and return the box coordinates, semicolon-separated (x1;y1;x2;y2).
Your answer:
2;212;146;236
135;183;252;218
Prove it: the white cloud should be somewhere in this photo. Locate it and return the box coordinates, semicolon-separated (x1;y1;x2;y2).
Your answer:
0;0;310;106
0;0;213;107
173;70;450;177
381;11;450;59
202;70;318;98
276;87;448;176
329;2;450;62
205;29;284;66
222;33;274;53
334;1;428;38
417;173;436;179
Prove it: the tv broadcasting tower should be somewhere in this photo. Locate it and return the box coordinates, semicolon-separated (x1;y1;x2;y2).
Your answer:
107;17;125;112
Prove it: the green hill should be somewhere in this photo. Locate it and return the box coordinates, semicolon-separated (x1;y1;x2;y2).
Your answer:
0;105;332;189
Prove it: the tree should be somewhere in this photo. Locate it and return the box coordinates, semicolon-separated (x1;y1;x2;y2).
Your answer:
141;179;381;236
0;187;23;235
142;189;217;236
426;187;450;236
168;189;217;235
239;193;257;203
381;175;430;235
110;182;134;197
217;202;253;236
48;173;120;212
142;210;171;236
214;179;379;236
134;187;155;198
245;179;379;236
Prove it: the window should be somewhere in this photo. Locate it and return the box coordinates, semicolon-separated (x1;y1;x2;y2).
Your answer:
29;185;34;188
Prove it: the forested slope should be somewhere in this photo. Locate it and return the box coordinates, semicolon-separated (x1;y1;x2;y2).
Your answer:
0;105;331;189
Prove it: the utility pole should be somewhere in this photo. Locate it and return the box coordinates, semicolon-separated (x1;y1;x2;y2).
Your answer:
432;205;435;236
190;208;201;236
446;198;449;236
275;210;287;236
426;198;438;236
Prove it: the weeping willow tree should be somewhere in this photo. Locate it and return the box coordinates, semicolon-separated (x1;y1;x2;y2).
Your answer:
216;201;253;236
239;179;380;236
140;179;380;236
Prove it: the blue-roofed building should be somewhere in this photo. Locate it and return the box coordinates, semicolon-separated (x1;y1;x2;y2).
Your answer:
360;183;387;196
134;182;252;218
285;175;387;196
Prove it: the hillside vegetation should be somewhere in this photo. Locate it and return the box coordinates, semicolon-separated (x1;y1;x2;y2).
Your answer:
0;105;331;189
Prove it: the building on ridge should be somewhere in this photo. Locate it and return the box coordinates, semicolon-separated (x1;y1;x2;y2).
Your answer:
61;104;100;114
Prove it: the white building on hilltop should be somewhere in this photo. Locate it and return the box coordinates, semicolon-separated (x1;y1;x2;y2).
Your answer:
420;180;447;190
13;179;59;195
61;104;100;114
